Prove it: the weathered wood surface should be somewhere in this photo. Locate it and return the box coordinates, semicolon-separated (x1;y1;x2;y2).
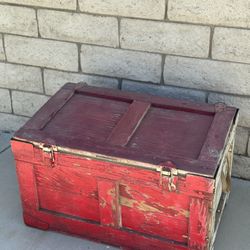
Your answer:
106;100;151;146
98;180;121;228
14;83;238;177
11;83;239;250
12;132;236;250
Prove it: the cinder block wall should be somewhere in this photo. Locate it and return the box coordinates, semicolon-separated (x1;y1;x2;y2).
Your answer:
0;0;249;178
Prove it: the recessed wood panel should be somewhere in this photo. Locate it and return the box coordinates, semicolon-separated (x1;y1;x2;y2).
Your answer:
34;165;100;222
119;183;190;243
128;106;214;159
44;93;130;145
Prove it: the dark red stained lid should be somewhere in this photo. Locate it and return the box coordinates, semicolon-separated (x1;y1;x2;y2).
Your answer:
14;83;238;177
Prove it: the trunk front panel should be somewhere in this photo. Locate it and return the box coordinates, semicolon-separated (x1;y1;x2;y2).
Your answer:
33;159;191;245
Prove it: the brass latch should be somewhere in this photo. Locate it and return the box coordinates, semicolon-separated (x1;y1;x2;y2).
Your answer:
168;168;178;192
159;161;179;192
38;144;58;168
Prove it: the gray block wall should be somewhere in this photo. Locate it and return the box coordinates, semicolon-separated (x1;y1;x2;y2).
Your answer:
0;0;249;178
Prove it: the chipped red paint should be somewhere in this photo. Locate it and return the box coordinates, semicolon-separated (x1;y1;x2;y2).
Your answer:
189;198;211;250
11;83;238;250
98;180;121;228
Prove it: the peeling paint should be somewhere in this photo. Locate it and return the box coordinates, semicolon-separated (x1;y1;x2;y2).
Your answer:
99;198;106;208
120;196;190;217
168;206;190;218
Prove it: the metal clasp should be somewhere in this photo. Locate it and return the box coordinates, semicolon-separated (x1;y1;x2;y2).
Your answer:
39;144;58;168
159;161;178;192
168;168;178;192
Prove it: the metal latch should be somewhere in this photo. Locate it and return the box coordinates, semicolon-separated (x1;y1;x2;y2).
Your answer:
159;161;179;192
168;168;178;192
38;144;58;168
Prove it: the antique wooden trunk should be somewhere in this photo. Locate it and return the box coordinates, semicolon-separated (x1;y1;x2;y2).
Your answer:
11;83;238;250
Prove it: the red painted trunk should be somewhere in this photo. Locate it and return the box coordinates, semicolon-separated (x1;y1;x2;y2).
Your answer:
11;83;238;250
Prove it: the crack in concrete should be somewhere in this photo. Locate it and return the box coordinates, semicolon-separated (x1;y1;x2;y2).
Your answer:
0;145;11;154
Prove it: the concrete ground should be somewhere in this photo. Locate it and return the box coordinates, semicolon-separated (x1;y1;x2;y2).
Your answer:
0;131;249;250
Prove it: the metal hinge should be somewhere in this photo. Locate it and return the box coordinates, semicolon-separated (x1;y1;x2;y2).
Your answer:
38;144;58;168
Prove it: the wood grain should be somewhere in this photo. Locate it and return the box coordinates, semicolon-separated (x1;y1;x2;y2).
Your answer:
98;180;121;228
106;100;150;146
13;83;238;177
11;83;239;250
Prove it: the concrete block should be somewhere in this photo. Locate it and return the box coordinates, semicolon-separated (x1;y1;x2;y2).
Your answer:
232;155;250;180
168;0;250;28
0;113;28;131
5;35;78;71
0;34;5;60
122;80;207;102
44;69;119;95
208;93;250;127
213;27;250;64
234;127;249;155
0;4;37;36
38;10;118;47
0;62;43;92
79;0;166;20
81;45;162;83
0;0;76;10
164;56;250;95
0;89;11;113
12;91;49;117
121;18;210;58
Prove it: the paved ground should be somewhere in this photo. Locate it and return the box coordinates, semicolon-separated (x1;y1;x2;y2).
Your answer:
0;131;249;250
